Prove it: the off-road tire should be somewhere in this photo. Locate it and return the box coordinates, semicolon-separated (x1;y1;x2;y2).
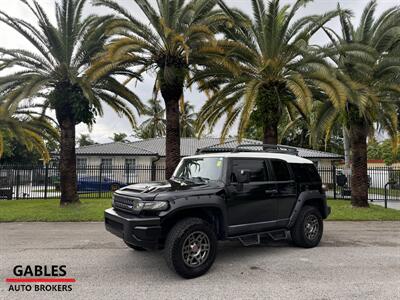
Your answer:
164;218;217;279
124;242;146;251
291;206;323;248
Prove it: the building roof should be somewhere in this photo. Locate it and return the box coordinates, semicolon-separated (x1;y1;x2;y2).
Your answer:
76;138;343;160
76;142;156;156
130;137;224;157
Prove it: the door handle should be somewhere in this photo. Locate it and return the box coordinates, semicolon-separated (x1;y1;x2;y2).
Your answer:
265;189;278;194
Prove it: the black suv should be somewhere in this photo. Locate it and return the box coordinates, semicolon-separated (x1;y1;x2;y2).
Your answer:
105;145;330;278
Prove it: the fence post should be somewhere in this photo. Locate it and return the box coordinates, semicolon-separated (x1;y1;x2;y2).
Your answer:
126;164;130;184
98;163;103;198
332;165;336;200
16;169;20;200
151;164;156;181
44;163;49;200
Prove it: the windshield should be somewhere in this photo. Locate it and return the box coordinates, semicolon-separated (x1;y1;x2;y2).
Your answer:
173;157;224;181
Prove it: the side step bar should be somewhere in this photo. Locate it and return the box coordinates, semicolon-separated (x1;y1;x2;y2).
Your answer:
229;229;288;246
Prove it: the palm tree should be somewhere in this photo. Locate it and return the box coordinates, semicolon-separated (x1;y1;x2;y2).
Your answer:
316;1;400;207
0;99;58;162
0;0;144;205
77;134;95;147
180;101;198;138
195;0;347;144
133;99;166;139
91;0;228;178
110;133;129;143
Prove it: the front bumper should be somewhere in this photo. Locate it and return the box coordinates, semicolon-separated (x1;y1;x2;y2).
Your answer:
104;208;162;250
326;206;331;217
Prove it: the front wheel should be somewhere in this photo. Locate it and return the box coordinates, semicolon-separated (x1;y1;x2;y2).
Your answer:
290;206;323;248
164;218;217;279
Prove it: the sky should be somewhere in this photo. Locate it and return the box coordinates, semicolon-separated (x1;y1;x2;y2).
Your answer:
0;0;397;143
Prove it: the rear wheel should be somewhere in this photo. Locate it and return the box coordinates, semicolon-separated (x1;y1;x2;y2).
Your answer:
164;218;217;279
290;206;323;248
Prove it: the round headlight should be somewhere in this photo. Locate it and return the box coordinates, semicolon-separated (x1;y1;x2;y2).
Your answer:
132;201;144;212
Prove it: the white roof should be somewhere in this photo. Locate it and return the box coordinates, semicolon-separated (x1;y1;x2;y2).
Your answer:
185;152;313;164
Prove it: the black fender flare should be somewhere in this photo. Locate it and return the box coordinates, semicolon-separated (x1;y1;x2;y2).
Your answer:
287;190;328;228
161;196;228;237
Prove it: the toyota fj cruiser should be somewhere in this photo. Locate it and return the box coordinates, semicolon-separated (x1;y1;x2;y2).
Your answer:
105;144;330;278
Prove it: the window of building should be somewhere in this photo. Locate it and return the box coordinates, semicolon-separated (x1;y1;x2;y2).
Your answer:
125;158;136;175
101;158;112;175
77;158;87;174
101;158;112;167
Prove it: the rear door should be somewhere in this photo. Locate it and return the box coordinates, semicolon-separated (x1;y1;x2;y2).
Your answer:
268;159;297;220
226;158;277;235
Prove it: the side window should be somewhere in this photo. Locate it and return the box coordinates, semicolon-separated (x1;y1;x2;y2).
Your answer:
290;164;309;183
270;160;291;181
305;164;321;182
231;159;268;182
290;164;321;183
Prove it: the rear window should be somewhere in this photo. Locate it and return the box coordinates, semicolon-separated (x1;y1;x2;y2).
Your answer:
270;160;291;181
290;163;321;183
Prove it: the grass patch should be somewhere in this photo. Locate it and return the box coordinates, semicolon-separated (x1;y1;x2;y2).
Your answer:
0;198;399;222
327;199;400;221
0;198;111;222
368;187;399;197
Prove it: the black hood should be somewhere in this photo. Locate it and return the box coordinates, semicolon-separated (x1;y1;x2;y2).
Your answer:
114;180;224;201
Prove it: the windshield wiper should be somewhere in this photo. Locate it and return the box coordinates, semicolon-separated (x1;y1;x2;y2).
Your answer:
191;176;210;183
171;176;196;185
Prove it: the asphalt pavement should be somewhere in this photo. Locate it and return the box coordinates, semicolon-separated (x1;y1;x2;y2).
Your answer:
1;221;399;300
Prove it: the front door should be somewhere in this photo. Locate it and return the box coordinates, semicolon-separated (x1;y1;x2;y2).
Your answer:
226;158;277;235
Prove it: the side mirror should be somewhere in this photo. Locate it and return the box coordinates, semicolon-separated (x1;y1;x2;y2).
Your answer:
237;169;250;183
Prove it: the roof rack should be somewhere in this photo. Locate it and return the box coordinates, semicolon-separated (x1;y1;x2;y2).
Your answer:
196;143;298;155
233;144;298;155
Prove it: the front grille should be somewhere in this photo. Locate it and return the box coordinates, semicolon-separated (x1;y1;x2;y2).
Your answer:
113;195;140;213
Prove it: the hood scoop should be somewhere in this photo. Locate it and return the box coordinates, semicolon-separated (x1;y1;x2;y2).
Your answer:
121;182;171;193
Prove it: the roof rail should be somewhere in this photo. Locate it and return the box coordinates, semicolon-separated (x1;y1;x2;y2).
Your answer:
233;144;298;155
196;144;298;155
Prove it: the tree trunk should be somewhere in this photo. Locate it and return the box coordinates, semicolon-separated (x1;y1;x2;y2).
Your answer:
263;123;278;145
349;123;369;207
158;62;185;179
164;98;181;179
343;127;351;168
258;84;281;145
59;117;79;205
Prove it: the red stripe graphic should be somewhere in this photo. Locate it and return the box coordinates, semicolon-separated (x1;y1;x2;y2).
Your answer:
5;278;76;283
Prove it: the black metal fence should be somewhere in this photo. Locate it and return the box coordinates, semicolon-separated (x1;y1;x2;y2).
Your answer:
0;164;165;200
318;166;400;201
0;164;398;201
